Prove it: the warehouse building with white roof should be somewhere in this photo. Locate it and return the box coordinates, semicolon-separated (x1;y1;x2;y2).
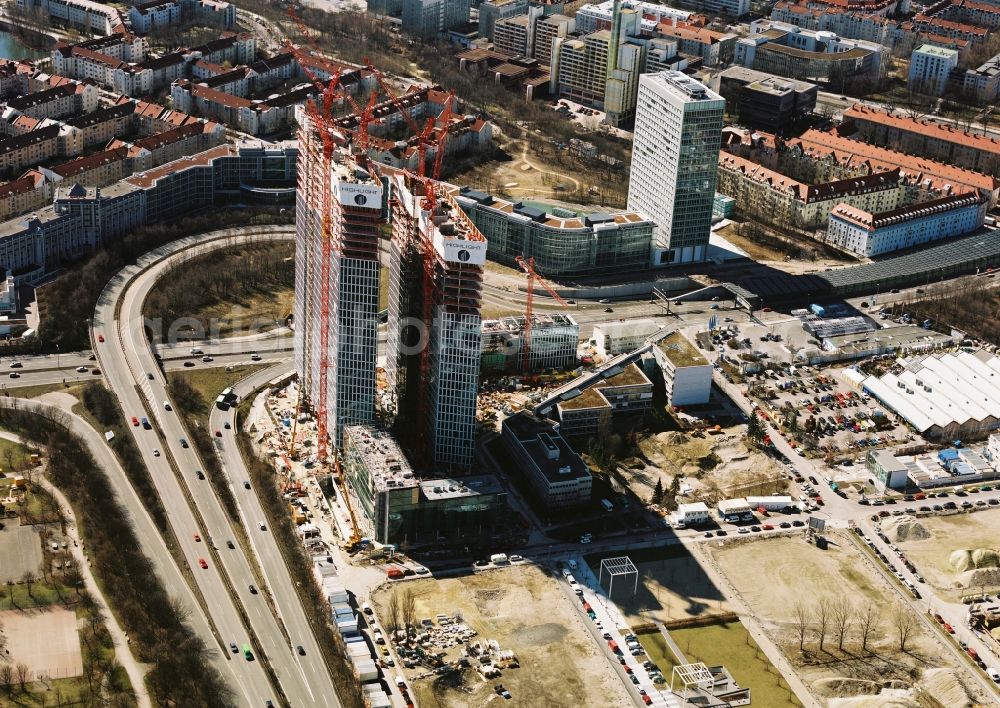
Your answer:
852;349;1000;441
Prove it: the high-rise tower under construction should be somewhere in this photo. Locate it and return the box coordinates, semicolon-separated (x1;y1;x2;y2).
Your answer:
294;105;384;451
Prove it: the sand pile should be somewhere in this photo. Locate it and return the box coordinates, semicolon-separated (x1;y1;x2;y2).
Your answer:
884;517;929;542
956;567;1000;590
949;548;1000;573
919;668;973;708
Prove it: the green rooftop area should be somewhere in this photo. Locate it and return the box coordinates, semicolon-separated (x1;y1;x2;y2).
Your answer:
657;331;709;368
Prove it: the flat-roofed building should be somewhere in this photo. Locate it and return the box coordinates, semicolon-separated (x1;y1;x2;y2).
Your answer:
964;52;1000;103
502;411;592;510
556;361;653;437
718;66;816;133
592;319;660;357
481;313;579;372
454;186;654;277
867;448;909;490
908;43;959;95
651;330;712;406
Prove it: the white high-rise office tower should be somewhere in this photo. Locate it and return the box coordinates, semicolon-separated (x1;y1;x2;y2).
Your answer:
627;71;724;266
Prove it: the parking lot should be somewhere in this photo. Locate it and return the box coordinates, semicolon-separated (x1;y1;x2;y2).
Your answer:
740;360;912;459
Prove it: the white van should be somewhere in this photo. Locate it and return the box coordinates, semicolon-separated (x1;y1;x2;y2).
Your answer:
395;675;407;688
190;347;203;355
988;668;1000;682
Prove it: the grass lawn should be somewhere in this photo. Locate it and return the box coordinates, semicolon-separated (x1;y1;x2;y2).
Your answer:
3;381;83;400
0;435;33;474
168;365;269;404
639;632;681;677
0;579;76;611
643;622;802;708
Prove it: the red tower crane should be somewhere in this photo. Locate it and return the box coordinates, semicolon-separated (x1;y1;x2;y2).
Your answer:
514;256;569;373
431;90;456;180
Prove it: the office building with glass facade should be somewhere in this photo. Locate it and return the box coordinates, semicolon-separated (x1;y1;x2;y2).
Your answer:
627;71;724;265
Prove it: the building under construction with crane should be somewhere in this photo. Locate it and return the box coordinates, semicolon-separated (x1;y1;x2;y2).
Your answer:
293;102;384;451
481;314;580;373
384;169;488;471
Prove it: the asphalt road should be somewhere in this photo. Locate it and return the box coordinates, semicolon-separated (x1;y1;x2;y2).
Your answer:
91;228;337;707
116;241;337;706
207;364;336;699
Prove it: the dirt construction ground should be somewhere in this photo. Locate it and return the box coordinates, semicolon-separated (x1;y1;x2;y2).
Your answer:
888;510;1000;601
372;564;629;708
1;607;83;681
708;534;975;707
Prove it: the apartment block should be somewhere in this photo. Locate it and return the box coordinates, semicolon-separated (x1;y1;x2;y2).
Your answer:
0;126;61;178
844;104;1000;176
0;171;50;222
0;142;295;282
7;82;98;121
533;13;574;65
501;412;592;510
41;146;130;187
18;0;125;33
827;192;985;257
628;71;724;265
128;0;235;33
479;0;528;40
908;43;958;95
963;52;1000;102
716;150;905;230
171;80;314;135
655;22;737;67
574;0;693;34
494;14;532;55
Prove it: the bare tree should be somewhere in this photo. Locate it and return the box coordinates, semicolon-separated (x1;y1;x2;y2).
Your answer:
831;596;854;651
792;601;811;651
20;572;34;600
401;588;417;639
816;598;831;652
386;590;400;637
858;602;881;653
0;663;12;694
15;662;28;692
893;605;917;653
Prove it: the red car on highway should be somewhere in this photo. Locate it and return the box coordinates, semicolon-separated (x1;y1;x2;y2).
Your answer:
198;558;208;569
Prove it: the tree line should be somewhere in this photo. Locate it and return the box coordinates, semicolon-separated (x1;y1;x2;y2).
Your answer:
0;404;234;706
790;597;917;655
81;383;172;535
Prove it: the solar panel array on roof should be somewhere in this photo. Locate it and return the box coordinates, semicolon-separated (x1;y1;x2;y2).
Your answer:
585;213;615;226
513;202;546;221
733;230;1000;301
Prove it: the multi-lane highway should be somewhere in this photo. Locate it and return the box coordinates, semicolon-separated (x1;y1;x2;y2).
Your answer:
92;228;342;707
